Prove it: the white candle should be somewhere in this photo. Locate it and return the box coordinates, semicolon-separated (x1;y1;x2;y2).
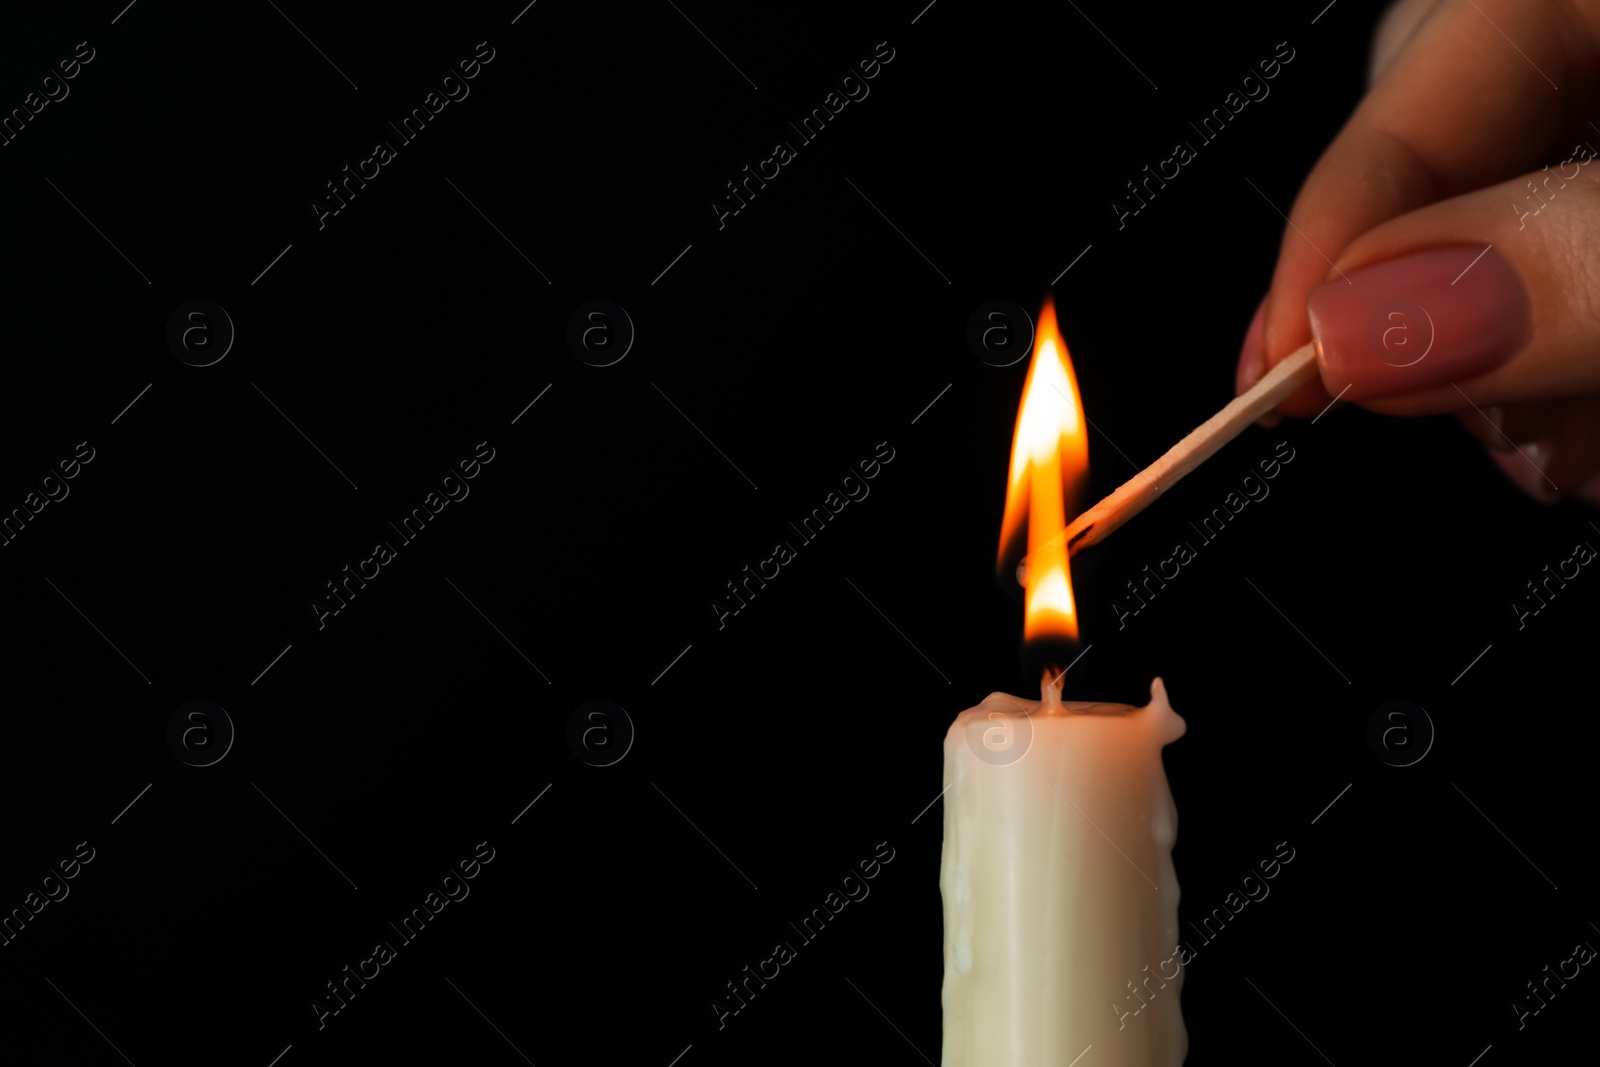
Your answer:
940;675;1186;1066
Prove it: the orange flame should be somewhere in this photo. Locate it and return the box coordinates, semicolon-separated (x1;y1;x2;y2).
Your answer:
997;296;1089;643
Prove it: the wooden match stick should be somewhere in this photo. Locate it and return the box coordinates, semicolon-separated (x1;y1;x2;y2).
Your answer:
1024;341;1320;575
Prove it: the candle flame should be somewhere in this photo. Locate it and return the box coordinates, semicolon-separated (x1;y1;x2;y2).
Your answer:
997;296;1088;644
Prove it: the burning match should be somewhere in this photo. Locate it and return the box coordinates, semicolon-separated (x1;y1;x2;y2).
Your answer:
1017;339;1319;584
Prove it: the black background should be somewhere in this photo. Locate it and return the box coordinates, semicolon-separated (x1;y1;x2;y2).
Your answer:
0;1;1594;1064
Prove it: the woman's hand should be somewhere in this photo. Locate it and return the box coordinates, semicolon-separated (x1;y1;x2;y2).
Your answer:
1235;0;1600;502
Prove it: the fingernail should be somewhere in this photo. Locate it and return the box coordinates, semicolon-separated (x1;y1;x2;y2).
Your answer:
1235;295;1268;396
1489;438;1560;503
1456;406;1513;452
1307;245;1530;400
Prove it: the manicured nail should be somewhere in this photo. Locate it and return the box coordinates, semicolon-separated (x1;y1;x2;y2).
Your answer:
1235;295;1268;396
1306;245;1530;400
1456;406;1513;452
1489;438;1560;503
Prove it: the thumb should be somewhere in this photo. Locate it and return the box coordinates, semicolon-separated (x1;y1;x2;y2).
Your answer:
1303;145;1600;416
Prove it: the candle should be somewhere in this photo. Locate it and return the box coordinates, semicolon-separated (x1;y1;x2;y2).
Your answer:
942;295;1187;1064
939;675;1186;1066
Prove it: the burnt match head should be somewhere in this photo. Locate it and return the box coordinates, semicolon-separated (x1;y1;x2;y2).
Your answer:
996;531;1028;602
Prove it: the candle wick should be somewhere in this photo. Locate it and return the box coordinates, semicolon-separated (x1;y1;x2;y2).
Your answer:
1039;667;1064;712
